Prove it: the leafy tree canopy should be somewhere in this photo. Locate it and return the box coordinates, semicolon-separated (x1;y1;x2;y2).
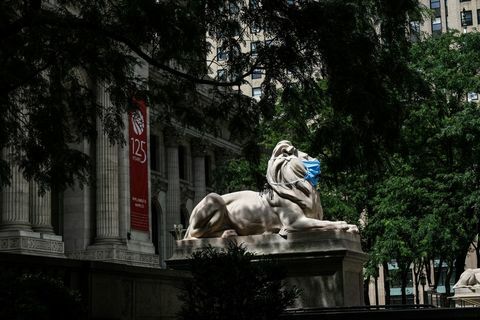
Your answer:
1;0;423;191
366;31;480;294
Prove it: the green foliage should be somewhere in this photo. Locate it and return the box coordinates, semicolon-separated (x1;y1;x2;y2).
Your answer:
405;31;480;265
363;31;480;296
369;163;427;262
0;272;86;320
1;0;423;192
211;10;480;303
214;157;267;193
178;242;298;320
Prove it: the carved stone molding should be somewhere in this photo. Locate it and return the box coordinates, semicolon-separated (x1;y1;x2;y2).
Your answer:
163;128;182;148
180;181;195;204
67;245;160;268
0;232;65;257
191;138;209;157
151;171;168;194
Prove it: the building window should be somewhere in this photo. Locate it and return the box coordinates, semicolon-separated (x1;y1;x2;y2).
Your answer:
180;204;189;227
51;186;63;235
217;69;226;81
251;41;259;56
178;145;186;180
468;92;478;102
461;9;473;26
432;18;442;34
217;48;228;61
410;21;421;41
205;156;212;187
228;1;240;15
430;0;440;8
252;69;262;79
150;134;159;171
252;87;262;97
430;0;442;34
477;9;480;24
250;22;261;34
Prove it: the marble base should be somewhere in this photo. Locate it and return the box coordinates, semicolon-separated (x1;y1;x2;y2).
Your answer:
0;230;65;257
167;230;367;308
127;239;156;254
452;287;480;307
68;243;160;268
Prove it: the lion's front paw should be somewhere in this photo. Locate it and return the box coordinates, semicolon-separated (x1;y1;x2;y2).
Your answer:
277;227;290;237
221;229;238;238
347;225;359;233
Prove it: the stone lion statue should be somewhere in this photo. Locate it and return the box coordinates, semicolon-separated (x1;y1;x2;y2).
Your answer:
453;268;480;289
184;140;358;239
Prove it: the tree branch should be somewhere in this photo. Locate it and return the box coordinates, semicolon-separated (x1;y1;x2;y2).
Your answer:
0;0;41;41
38;9;258;88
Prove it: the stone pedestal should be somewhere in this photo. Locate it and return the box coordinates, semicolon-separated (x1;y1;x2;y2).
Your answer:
167;230;367;308
451;287;480;307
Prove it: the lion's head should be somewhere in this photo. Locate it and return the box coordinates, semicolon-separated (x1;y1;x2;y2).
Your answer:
266;140;323;220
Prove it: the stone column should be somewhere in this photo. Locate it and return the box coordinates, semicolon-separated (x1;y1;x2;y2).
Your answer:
118;113;129;241
185;142;193;183
159;131;166;176
0;149;64;257
164;130;181;259
0;149;31;231
29;182;54;234
95;85;120;244
192;140;207;206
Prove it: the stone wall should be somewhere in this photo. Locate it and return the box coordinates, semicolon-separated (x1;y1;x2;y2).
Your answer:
0;252;188;320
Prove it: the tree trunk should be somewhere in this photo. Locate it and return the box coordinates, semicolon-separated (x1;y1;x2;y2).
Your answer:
445;268;452;296
383;262;391;305
413;267;420;305
375;276;379;305
401;269;408;305
445;263;453;307
424;258;432;286
433;257;443;291
364;275;371;305
455;251;467;283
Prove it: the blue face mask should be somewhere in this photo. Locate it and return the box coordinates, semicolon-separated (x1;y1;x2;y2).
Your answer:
303;159;321;187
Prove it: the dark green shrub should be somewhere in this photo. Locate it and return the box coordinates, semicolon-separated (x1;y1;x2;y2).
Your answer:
0;271;86;320
178;242;298;320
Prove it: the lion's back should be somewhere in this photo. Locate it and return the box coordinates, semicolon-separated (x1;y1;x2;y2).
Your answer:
221;191;281;234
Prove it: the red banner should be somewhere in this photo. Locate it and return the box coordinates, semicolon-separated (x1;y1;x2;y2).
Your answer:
129;98;149;231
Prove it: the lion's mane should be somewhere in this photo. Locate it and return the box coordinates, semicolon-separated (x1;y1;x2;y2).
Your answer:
266;140;323;219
